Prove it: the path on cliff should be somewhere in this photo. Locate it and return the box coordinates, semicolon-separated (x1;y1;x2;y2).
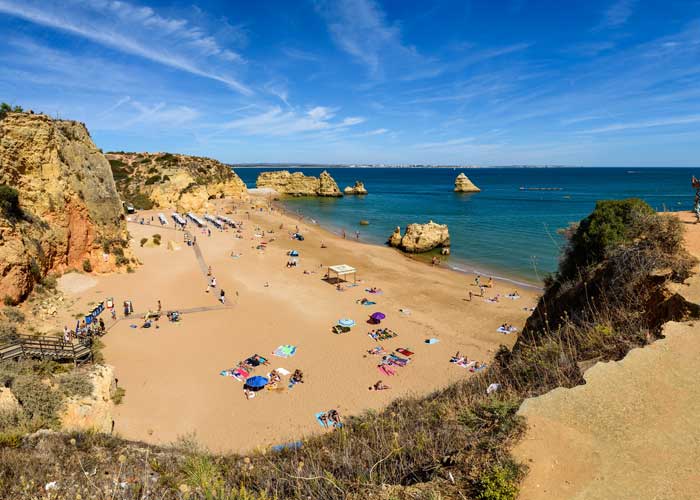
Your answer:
513;211;700;500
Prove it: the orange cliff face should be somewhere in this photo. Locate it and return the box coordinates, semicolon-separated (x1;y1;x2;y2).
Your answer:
0;112;130;303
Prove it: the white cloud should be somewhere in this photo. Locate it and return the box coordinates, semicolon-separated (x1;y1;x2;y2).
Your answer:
579;114;700;134
0;0;251;94
221;106;364;136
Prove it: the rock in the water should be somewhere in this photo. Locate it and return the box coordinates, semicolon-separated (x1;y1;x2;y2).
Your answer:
344;181;368;195
0;112;131;303
319;170;343;196
454;172;480;192
388;221;450;253
256;170;342;197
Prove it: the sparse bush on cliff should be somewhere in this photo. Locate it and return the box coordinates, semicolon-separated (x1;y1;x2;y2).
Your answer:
558;198;654;281
58;371;93;398
140;237;148;247
0;102;22;120
11;376;63;428
0;184;21;218
128;191;154;210
82;259;92;273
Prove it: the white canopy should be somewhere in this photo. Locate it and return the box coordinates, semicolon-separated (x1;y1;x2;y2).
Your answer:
328;264;357;283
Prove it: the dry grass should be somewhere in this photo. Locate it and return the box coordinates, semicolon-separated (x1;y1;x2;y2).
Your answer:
0;206;696;500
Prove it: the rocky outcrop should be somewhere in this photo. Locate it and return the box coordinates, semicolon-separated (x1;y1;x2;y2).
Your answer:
60;365;116;433
344;181;368;195
106;152;248;212
256;170;342;197
0;112;130;303
388;221;450;253
454;172;480;192
0;387;21;414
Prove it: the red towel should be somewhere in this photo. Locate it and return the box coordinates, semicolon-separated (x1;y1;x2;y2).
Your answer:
396;348;414;357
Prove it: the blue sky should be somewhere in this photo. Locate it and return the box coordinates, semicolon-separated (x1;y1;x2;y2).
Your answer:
0;0;699;166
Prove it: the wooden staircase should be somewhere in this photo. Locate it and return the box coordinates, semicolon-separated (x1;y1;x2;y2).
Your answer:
0;335;92;364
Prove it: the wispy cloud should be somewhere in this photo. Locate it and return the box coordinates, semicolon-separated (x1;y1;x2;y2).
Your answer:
596;0;637;30
0;0;252;94
220;106;365;136
315;0;427;78
579;114;700;134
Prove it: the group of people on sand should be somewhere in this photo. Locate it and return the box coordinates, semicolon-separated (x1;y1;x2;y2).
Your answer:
318;409;342;428
205;266;226;304
450;352;486;371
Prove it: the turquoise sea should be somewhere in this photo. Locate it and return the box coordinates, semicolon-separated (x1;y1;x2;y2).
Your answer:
235;167;696;285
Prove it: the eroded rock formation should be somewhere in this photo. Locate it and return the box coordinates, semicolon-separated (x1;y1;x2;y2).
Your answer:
454;172;480;192
344;181;368;195
60;365;117;433
106;152;248;212
0;112;129;302
388;221;450;253
256;170;342;197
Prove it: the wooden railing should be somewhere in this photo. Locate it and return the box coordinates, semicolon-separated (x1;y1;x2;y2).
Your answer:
0;334;92;364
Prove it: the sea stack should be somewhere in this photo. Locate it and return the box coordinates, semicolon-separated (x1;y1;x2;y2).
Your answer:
454;172;480;192
387;221;450;253
344;181;368;195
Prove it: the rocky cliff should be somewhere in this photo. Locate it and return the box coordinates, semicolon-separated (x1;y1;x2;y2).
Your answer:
0;112;129;303
454;172;480;192
256;170;342;197
106;152;248;212
388;221;450;253
344;180;368;195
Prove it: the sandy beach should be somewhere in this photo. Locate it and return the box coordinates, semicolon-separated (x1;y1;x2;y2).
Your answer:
56;195;538;453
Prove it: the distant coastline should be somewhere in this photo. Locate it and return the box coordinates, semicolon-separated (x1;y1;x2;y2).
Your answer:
232;163;583;169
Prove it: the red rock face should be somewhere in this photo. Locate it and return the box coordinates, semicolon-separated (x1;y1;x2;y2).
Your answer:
0;113;128;303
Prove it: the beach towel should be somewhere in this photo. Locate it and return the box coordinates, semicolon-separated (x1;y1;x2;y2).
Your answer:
399;308;411;316
425;338;440;345
220;367;249;381
272;441;303;452
276;368;291;376
361;301;376;306
396;348;414;357
365;288;383;294
367;346;385;355
315;412;343;429
273;345;297;358
470;363;488;372
497;327;518;334
506;294;521;300
378;365;396;376
484;298;498;304
129;324;138;329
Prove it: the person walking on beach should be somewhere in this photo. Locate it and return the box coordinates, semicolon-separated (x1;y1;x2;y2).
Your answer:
355;231;360;240
474;275;481;286
468;291;473;302
342;229;346;239
220;289;225;304
207;265;212;277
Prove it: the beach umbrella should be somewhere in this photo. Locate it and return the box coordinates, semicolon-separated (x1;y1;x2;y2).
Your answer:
338;318;356;328
244;376;269;391
370;312;386;321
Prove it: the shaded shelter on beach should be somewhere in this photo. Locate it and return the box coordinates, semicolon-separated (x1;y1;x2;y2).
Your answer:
326;264;357;284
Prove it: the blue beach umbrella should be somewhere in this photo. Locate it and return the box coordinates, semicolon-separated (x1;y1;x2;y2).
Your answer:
338;318;356;328
244;376;269;391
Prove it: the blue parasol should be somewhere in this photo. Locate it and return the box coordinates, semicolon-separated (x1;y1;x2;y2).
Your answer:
338;318;356;328
244;376;269;391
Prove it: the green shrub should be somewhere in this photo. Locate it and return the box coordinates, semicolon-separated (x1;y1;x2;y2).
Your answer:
129;192;154;210
115;255;130;266
559;198;654;280
58;371;93;398
2;296;18;306
3;307;25;324
0;321;19;343
82;259;93;273
475;461;522;500
112;386;126;405
140;237;148;247
11;376;63;427
0;185;21;218
144;175;161;185
41;274;57;290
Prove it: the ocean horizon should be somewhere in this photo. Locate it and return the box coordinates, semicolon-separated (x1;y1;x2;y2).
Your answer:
237;167;697;285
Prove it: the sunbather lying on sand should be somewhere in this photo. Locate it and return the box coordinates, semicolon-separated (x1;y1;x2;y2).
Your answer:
369;380;391;391
289;369;304;388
